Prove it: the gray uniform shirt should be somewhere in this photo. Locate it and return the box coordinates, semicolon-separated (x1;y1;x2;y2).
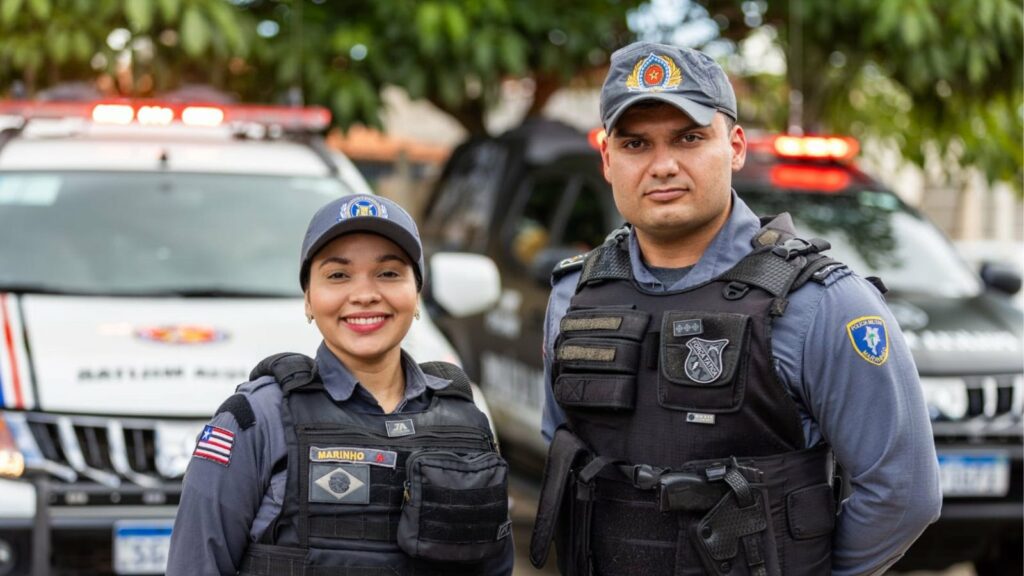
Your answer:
541;193;942;576
167;342;514;576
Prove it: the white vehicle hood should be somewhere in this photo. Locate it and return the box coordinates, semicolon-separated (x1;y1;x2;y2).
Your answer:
2;294;458;417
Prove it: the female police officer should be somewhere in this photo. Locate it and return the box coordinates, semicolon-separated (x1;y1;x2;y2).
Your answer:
167;194;513;576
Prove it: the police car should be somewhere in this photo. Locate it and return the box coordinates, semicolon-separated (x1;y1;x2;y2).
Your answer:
421;119;1023;574
0;98;500;575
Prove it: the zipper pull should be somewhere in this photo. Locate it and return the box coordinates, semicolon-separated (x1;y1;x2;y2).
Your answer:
403;480;411;503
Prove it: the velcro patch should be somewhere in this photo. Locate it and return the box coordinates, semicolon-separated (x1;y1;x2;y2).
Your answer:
385;419;415;437
310;463;370;504
310;446;397;468
673;319;704;337
557;345;616;362
562;317;623;332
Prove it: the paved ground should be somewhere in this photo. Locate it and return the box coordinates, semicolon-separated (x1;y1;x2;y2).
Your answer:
507;480;975;576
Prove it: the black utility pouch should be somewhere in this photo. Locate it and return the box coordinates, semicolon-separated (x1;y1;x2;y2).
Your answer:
398;450;510;563
554;308;649;412
658;311;751;412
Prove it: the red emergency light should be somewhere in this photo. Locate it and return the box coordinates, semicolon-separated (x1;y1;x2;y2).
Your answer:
770;164;851;192
771;135;859;162
0;100;331;131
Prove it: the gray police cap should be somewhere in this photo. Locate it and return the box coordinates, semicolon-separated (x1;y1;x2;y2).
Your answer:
300;194;424;291
600;42;737;132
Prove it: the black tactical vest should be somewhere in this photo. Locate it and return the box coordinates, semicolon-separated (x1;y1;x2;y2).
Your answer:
531;216;846;576
239;354;511;576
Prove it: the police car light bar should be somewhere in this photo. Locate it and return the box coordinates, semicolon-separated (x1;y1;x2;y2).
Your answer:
772;135;859;162
0;100;332;131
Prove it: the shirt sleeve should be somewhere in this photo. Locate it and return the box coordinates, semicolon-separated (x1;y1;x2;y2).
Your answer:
540;273;577;443
166;406;270;576
788;274;942;575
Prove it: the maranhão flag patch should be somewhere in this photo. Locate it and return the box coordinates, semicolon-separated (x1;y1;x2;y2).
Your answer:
193;424;235;466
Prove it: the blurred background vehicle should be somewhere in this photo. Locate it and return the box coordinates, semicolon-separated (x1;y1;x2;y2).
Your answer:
0;97;500;576
420;120;1023;575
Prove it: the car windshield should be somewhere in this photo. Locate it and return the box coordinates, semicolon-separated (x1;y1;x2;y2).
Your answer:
0;171;351;296
741;189;982;298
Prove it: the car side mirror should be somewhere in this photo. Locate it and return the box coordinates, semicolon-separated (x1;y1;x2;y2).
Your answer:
530;247;586;286
980;261;1022;296
429;252;502;317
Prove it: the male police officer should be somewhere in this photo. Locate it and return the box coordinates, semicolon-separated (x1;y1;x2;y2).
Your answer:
530;42;941;576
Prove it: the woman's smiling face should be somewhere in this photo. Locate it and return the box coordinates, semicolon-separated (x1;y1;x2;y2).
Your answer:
304;232;418;368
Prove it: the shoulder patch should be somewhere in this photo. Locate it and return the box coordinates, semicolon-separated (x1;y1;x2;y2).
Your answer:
215;394;256;430
552;254;586;279
192;424;236;466
846;315;889;366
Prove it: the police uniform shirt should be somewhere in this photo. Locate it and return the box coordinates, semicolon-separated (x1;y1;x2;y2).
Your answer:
541;192;942;576
167;342;515;576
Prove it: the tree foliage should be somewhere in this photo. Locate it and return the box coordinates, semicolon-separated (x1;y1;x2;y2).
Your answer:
0;0;638;135
0;0;1018;189
692;0;1023;189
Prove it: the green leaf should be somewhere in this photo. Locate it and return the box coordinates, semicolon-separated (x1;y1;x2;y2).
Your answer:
442;3;468;45
157;0;179;22
71;30;92;61
415;2;443;55
204;0;245;54
1;0;24;25
498;32;526;74
26;0;48;19
49;28;70;63
181;7;210;56
126;0;153;32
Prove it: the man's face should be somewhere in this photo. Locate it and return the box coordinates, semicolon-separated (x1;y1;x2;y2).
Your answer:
601;104;746;244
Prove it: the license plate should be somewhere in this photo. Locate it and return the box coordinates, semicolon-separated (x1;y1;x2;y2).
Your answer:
113;520;174;575
937;453;1010;497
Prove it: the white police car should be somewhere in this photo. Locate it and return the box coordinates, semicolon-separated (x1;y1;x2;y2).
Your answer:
0;98;500;575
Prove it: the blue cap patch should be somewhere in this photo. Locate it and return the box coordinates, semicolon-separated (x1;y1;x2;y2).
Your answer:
339;196;388;220
846;316;889;366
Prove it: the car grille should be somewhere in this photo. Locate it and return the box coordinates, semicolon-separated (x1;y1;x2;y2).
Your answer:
924;374;1023;439
7;411;204;501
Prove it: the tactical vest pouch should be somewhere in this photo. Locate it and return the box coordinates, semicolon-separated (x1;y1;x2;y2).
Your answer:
555;308;648;412
397;450;510;563
659;311;751;412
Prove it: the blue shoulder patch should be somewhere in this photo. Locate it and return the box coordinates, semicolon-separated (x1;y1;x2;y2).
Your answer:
846;315;889;366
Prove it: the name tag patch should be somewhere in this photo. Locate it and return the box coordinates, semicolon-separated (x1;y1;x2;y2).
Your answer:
686;412;716;425
309;446;397;468
386;419;416;438
310;463;370;504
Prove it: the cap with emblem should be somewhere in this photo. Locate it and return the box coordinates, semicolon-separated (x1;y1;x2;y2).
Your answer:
600;41;737;132
300;194;425;291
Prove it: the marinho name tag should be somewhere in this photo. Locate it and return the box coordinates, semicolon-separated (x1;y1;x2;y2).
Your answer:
310;446;397;468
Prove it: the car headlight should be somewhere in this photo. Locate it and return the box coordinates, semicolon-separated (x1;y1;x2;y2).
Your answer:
919;377;968;421
0;412;36;479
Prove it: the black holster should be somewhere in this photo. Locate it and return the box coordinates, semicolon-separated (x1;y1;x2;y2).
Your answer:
534;435;837;576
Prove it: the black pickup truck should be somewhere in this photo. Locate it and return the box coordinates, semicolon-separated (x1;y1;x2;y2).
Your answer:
421;118;1023;574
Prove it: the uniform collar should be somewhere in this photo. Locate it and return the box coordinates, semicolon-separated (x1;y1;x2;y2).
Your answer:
629;190;761;292
315;342;450;405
